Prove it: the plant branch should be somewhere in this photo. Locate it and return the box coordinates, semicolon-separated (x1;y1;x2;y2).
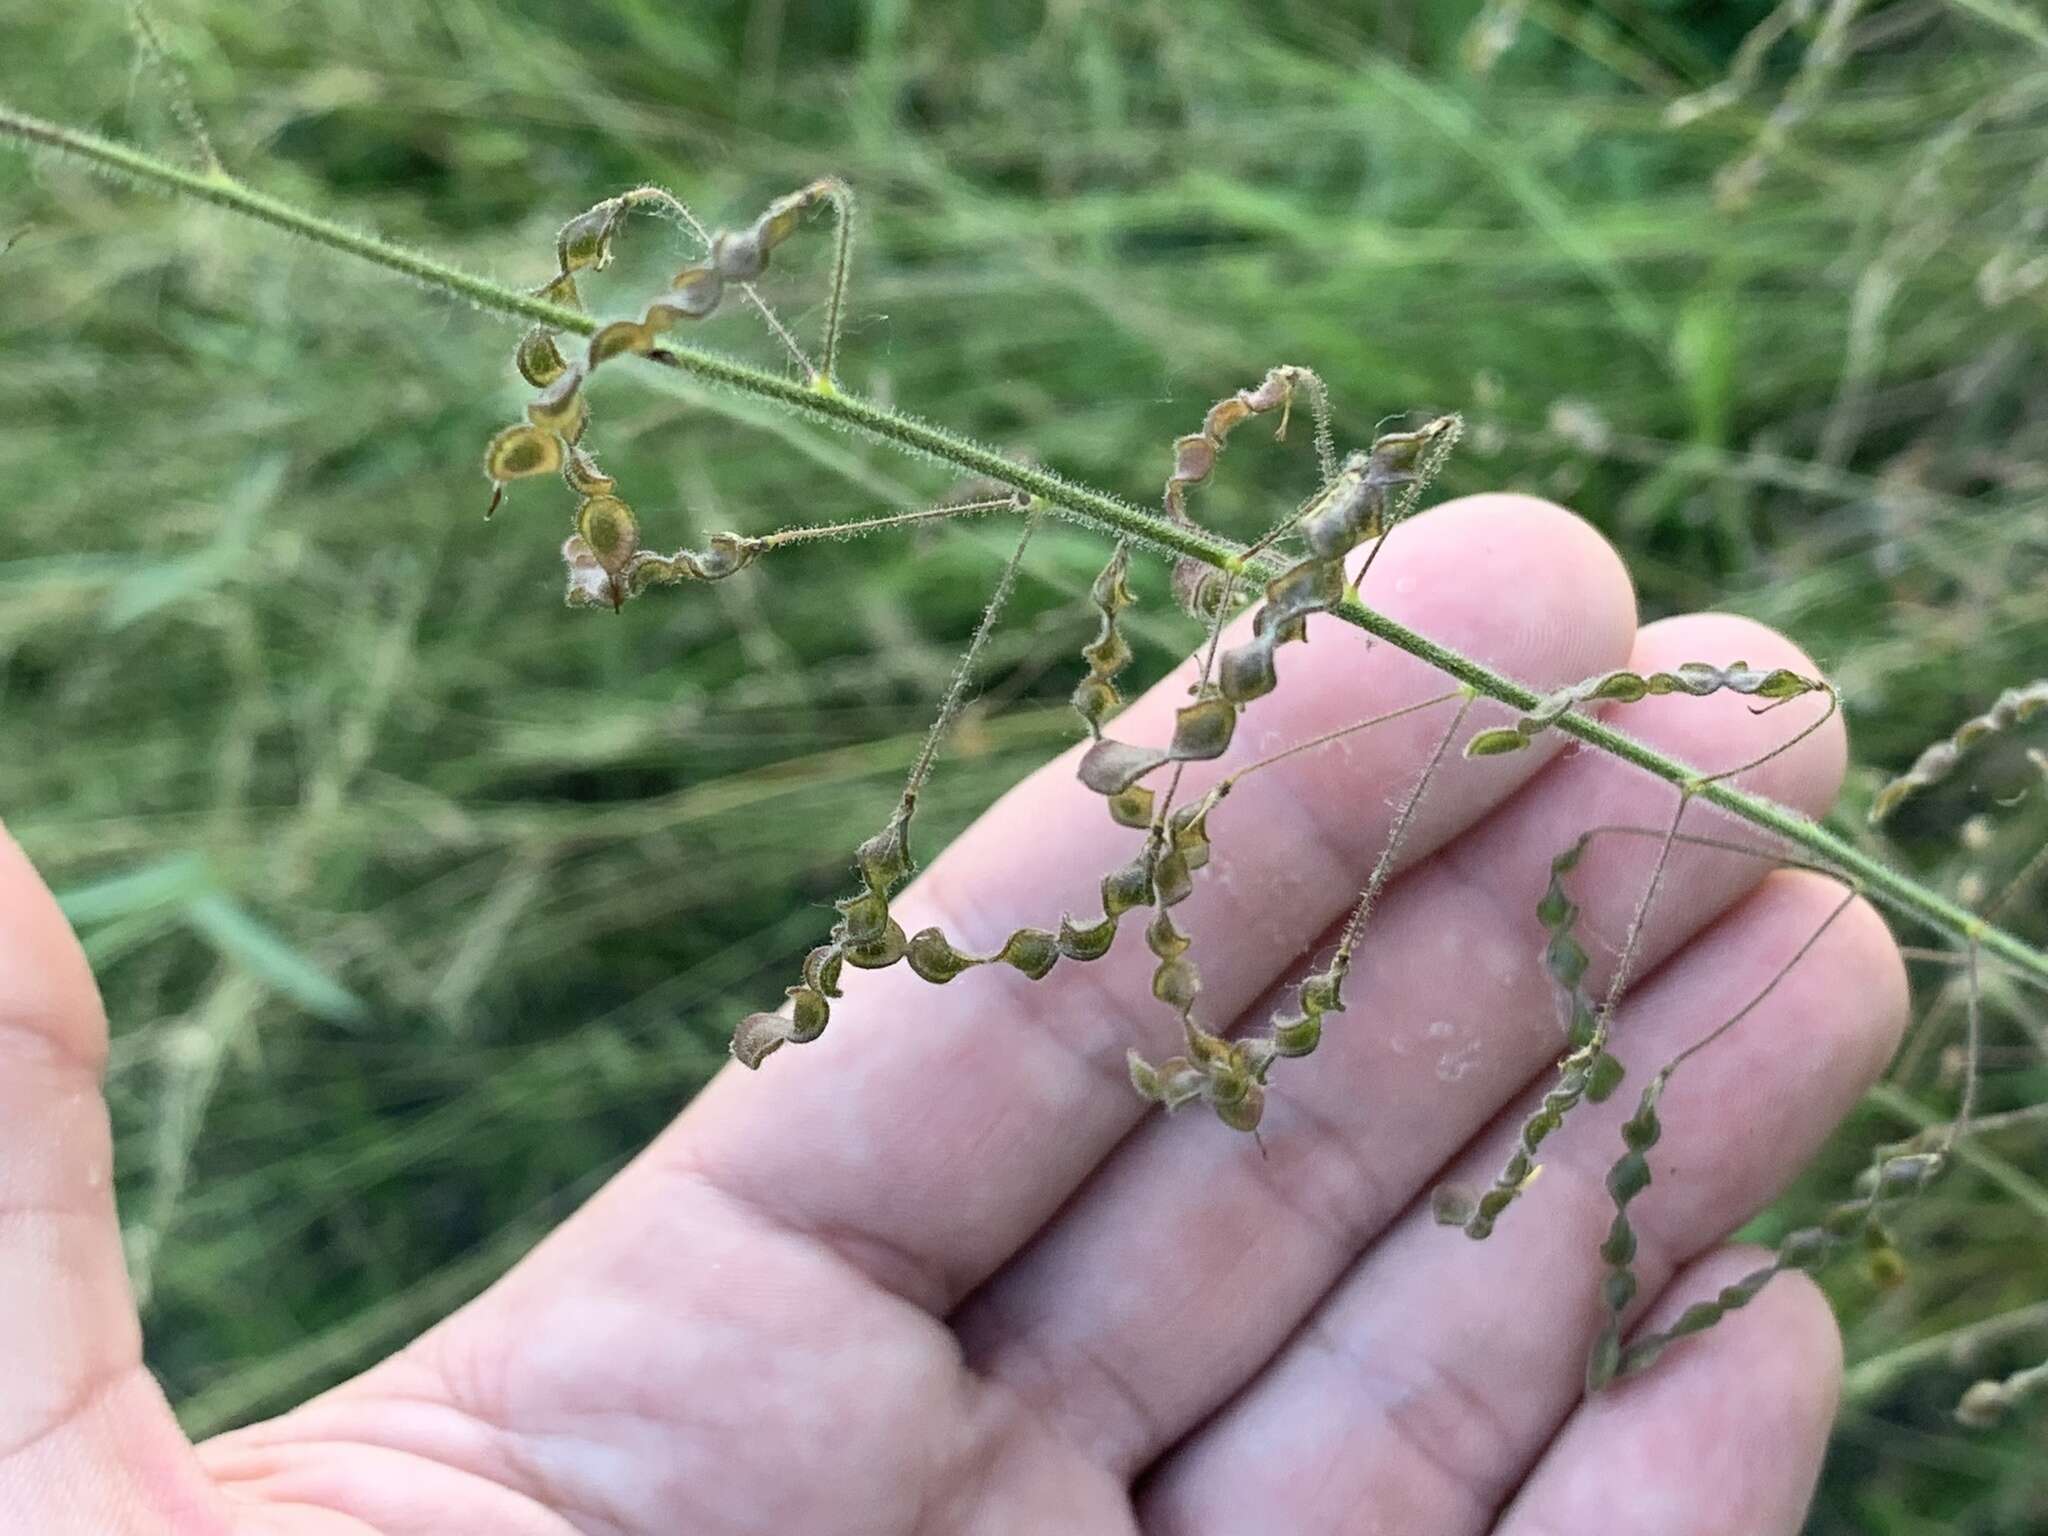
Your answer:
7;104;2043;986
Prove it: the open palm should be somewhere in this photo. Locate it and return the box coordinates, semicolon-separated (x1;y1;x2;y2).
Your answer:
7;494;1903;1535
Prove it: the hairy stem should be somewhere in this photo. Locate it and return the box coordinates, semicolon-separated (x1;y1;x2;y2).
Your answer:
6;104;2042;986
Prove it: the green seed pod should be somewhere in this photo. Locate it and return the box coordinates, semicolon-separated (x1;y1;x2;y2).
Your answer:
1455;835;1615;1239
660;265;726;320
1107;787;1155;828
1211;1076;1266;1133
998;928;1060;980
588;319;658;368
484;423;565;488
1073;544;1136;736
1078;739;1172;797
906;927;976;984
561;445;616;497
1055;915;1116;961
1463;661;1832;759
1100;853;1155;917
1431;1184;1479;1227
516;326;569;387
527;368;590;438
556;198;625;273
576;494;642;574
1271;1012;1321;1056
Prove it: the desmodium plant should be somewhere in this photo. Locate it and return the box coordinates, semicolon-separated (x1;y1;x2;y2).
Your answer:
4;96;2045;1412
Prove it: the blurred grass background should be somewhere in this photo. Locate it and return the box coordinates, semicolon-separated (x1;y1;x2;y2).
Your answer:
3;0;2047;1527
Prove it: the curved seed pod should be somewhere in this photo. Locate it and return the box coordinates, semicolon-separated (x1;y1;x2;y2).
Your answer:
588;318;659;367
526;368;590;439
651;179;847;331
1129;1028;1270;1133
556;197;627;273
1956;1356;2048;1429
494;180;858;571
622;533;765;591
1435;834;1626;1239
1162;365;1323;617
1077;691;1238;798
561;445;616;497
1075;418;1458;827
1585;1072;1946;1390
1214;417;1460;705
516;326;570;388
731;517;1038;1063
1073;543;1136;737
901;848;1159;985
1466;662;1828;758
1871;678;2048;823
483;424;566;516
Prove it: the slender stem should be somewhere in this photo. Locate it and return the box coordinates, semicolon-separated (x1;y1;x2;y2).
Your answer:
1335;695;1473;965
6;104;2044;988
1221;690;1466;787
756;496;1019;549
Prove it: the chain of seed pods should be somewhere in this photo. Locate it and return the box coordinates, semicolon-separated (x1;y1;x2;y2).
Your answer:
1870;677;2048;823
732;759;1228;1068
479;182;846;609
1161;365;1321;618
1087;389;1460;1132
1587;1079;1943;1390
1076;412;1461;822
1463;662;1828;759
1432;833;1629;1239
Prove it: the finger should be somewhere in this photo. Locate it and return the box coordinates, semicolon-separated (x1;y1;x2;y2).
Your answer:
1138;874;1900;1534
955;612;1847;1473
0;827;209;1530
1492;1247;1842;1536
638;494;1637;1313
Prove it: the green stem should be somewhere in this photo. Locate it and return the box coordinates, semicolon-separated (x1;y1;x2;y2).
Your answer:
7;104;2043;986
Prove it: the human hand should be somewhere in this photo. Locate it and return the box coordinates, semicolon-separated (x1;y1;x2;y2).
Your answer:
6;494;1902;1535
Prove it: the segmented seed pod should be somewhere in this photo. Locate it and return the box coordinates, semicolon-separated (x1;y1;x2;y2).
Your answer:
1074;417;1458;830
492;179;858;585
1870;678;2048;823
1465;661;1828;758
484;424;567;516
1435;834;1626;1239
1073;543;1136;737
1585;1077;1947;1390
1161;366;1320;617
516;326;570;388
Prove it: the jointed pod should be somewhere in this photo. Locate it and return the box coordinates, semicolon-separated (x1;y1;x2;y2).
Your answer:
729;364;1461;1129
479;180;851;609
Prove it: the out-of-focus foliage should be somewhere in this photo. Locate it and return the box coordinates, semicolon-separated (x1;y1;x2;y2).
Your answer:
3;2;2046;1526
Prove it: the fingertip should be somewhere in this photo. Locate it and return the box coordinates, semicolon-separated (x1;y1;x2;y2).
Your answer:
1359;491;1639;689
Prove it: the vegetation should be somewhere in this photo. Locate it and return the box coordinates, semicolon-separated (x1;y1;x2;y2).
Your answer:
4;1;2047;1527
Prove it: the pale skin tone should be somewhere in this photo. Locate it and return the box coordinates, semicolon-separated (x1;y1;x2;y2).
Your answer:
6;493;1907;1535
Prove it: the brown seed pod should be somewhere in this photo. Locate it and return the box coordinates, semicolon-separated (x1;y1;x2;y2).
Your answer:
1074;416;1457;850
1160;365;1329;617
1435;833;1626;1240
1072;543;1136;737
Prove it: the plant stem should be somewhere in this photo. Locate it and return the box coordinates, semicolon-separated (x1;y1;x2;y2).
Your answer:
7;104;2043;985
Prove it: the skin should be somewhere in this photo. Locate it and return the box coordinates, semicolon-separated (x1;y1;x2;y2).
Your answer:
3;493;1906;1535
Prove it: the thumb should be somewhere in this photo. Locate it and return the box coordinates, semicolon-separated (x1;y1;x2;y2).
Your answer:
0;827;215;1532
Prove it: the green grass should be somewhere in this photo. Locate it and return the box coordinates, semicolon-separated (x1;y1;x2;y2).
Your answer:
5;1;2048;1527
